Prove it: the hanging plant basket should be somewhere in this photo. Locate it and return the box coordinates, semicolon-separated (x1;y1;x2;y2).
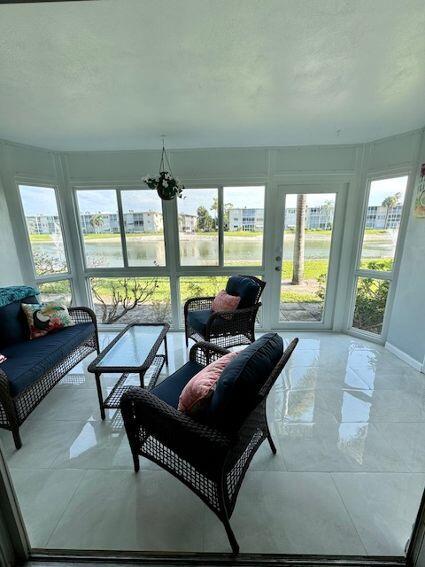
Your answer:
143;139;184;200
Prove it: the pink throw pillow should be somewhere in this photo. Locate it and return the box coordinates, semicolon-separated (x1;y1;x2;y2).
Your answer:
212;290;240;312
178;352;239;416
0;354;6;364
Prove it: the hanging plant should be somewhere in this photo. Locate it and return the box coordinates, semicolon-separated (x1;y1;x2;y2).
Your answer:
143;138;184;200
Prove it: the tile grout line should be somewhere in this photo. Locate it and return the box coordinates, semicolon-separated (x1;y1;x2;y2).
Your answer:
329;472;369;556
43;468;89;548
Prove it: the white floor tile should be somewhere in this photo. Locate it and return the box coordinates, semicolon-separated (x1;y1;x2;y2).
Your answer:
10;468;84;547
373;422;425;473
332;472;425;555
203;471;367;554
47;470;204;551
277;420;406;472
0;419;84;469
283;366;369;390
50;420;133;470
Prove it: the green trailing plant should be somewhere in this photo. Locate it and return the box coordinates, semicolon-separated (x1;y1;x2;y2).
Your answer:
143;172;184;200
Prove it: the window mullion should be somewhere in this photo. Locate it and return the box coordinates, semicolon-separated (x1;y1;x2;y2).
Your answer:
116;189;128;268
218;186;224;267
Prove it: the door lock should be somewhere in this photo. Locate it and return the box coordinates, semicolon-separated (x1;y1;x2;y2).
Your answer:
275;256;281;261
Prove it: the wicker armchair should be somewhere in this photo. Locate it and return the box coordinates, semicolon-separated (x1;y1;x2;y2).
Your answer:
184;275;266;349
0;307;99;449
121;337;298;554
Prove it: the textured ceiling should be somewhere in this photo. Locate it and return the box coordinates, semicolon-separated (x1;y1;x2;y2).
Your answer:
0;0;425;151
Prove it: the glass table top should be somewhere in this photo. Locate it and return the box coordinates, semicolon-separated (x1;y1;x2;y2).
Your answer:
94;325;166;370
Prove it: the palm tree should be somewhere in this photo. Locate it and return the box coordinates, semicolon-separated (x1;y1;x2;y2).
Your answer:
292;194;307;285
90;213;104;233
210;198;233;230
382;193;401;229
321;199;334;229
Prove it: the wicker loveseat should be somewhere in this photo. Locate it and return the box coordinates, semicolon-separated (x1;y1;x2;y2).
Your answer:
184;275;266;349
0;286;99;449
121;334;298;554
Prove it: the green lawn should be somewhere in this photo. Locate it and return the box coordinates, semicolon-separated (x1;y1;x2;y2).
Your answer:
29;227;391;244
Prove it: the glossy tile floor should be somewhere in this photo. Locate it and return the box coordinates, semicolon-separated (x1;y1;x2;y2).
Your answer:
1;332;425;555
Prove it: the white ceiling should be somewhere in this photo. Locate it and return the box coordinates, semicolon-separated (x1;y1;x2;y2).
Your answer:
0;0;425;151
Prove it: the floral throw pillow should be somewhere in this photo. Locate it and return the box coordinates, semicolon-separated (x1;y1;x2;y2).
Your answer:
21;302;75;340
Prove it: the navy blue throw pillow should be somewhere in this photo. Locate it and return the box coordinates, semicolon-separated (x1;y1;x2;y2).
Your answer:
208;333;283;430
225;275;260;309
0;296;39;348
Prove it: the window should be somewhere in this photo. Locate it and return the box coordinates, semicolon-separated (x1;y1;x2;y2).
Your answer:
352;276;389;335
177;188;218;266
76;189;124;268
121;190;166;267
359;177;408;271
179;276;228;324
90;277;172;325
223;186;265;266
38;280;72;306
351;175;409;336
19;185;68;276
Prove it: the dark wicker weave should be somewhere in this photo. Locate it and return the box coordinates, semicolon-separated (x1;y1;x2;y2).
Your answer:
0;307;99;449
184;275;266;349
121;337;298;554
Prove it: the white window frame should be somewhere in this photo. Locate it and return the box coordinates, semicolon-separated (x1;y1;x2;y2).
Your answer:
15;180;75;305
268;182;347;331
71;182;267;330
347;170;413;342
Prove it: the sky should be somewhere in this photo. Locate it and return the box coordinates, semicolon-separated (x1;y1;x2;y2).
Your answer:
19;177;408;216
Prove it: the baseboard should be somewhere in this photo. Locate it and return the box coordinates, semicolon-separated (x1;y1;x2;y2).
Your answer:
385;342;424;373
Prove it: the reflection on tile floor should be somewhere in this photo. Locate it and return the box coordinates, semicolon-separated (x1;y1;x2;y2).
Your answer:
1;332;424;555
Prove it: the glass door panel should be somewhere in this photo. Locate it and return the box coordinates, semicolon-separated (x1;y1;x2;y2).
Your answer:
270;185;344;329
279;193;336;323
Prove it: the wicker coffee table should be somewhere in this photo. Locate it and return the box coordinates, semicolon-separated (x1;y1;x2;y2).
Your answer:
88;322;169;419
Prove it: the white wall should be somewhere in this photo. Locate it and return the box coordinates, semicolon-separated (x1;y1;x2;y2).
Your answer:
386;130;425;367
0;163;22;286
0;140;57;287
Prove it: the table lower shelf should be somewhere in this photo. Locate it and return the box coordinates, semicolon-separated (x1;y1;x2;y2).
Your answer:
103;355;166;409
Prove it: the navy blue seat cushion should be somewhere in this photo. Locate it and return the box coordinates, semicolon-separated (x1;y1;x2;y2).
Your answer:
208;333;283;430
226;276;260;309
0;295;39;348
1;323;95;397
151;361;204;409
187;309;223;337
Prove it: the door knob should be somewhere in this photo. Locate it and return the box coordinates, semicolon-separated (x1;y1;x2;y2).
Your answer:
275;266;280;271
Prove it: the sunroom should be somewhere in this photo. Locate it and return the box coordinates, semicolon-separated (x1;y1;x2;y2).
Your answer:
0;1;424;567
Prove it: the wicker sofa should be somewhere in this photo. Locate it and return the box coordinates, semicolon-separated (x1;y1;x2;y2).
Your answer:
121;334;298;554
0;288;99;449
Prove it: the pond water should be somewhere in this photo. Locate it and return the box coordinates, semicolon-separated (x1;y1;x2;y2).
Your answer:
32;233;397;268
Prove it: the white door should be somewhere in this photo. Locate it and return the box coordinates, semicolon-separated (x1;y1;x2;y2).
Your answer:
269;183;346;329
